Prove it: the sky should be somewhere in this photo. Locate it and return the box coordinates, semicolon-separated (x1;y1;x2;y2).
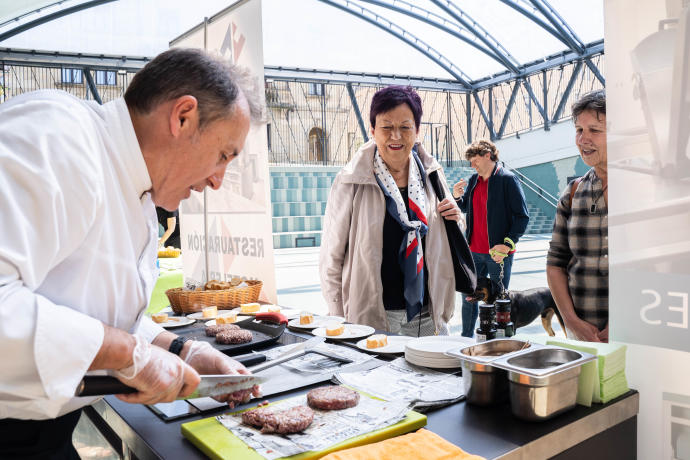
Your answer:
0;0;604;81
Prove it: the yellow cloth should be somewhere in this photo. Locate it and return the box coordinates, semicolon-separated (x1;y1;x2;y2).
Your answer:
321;429;486;460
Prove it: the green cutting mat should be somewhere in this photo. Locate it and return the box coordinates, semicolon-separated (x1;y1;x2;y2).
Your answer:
181;397;427;460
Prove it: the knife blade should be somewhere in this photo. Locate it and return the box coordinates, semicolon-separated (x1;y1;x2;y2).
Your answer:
184;374;266;399
76;374;266;399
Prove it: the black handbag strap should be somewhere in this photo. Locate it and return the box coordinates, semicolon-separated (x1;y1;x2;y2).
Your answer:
428;169;447;202
427;170;477;293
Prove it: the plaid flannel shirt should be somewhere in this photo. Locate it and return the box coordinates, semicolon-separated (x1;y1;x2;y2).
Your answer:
547;168;608;330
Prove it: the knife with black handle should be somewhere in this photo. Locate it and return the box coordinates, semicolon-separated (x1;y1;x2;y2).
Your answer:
76;352;267;397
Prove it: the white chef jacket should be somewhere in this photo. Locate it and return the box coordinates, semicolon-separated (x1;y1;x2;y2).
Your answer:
0;90;165;420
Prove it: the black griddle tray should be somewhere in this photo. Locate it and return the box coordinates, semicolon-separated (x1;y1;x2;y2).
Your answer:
170;313;287;356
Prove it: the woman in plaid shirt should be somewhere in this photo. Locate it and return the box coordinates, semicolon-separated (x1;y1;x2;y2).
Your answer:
547;90;608;342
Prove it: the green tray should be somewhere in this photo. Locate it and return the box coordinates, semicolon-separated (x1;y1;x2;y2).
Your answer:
181;396;426;460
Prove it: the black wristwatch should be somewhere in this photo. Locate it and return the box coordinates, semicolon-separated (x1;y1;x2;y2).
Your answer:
168;336;191;356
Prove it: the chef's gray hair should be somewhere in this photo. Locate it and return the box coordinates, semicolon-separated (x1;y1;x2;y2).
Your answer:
124;48;265;129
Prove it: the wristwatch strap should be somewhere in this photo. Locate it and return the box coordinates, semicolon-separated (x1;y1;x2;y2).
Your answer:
168;336;191;356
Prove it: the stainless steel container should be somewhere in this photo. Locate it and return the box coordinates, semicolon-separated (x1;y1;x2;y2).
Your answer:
460;360;509;405
494;348;595;421
451;339;533;406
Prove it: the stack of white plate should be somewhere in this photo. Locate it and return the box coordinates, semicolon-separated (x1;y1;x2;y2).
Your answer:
405;335;476;368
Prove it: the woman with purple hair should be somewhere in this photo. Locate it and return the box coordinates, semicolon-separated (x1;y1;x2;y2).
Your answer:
319;86;462;336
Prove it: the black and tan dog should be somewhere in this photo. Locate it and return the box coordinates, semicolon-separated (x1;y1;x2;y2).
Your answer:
465;277;566;337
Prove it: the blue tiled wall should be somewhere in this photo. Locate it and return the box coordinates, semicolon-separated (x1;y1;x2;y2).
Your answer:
270;163;565;248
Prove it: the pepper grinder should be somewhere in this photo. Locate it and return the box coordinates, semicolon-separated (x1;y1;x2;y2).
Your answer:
476;304;497;342
495;298;515;338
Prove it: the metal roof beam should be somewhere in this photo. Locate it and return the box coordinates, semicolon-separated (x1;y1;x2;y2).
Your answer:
0;47;149;71
0;0;117;43
471;40;603;88
497;79;522;138
551;59;583;122
0;1;65;29
522;78;547;125
346;83;369;141
528;0;584;53
542;69;549;130
466;93;472;144
498;0;573;51
317;0;473;88
584;57;605;85
472;91;496;140
264;66;467;91
431;0;520;74
356;0;509;70
82;67;102;104
0;44;603;94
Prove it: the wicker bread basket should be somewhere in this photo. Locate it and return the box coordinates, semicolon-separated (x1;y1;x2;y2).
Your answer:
166;280;263;314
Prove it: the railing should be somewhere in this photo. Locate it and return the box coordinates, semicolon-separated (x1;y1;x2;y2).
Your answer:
1;52;603;169
0;61;135;104
503;161;559;209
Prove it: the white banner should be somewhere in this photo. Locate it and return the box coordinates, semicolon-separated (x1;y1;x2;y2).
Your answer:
171;0;277;303
606;0;690;458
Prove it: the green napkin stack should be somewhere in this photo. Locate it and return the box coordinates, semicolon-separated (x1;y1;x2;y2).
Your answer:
591;342;629;404
599;370;628;404
546;338;628;406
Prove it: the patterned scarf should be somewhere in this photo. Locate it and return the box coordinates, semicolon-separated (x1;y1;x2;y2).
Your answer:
373;147;428;321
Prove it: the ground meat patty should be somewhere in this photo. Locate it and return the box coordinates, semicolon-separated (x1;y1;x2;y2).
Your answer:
205;323;240;337
307;385;360;410
215;328;253;344
241;405;314;434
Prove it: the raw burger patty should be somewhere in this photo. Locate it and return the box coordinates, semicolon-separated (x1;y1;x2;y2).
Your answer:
205;324;239;337
215;329;253;344
241;405;314;434
307;385;360;410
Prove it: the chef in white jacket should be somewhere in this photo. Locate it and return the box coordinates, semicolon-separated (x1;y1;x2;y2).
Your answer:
0;48;264;458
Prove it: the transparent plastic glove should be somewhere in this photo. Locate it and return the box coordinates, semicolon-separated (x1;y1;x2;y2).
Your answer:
183;340;261;407
113;334;200;405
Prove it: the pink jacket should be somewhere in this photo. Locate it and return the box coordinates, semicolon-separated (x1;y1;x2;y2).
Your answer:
319;140;457;332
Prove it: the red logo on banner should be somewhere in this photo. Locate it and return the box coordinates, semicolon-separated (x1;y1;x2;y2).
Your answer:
221;22;246;63
232;23;246;62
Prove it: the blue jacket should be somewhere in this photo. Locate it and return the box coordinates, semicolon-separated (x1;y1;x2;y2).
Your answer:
456;163;529;249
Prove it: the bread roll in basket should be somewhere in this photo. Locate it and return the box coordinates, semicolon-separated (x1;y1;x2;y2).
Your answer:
165;279;262;314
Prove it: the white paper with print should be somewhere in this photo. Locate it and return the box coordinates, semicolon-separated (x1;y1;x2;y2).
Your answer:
259;342;375;374
333;357;465;410
217;394;410;460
